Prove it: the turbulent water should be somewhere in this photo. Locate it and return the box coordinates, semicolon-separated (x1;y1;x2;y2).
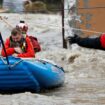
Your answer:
0;13;105;105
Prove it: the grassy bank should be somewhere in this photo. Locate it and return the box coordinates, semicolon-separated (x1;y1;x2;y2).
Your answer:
24;1;61;13
46;3;61;13
0;0;61;13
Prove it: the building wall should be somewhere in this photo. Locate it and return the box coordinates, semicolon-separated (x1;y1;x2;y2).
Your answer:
76;0;105;37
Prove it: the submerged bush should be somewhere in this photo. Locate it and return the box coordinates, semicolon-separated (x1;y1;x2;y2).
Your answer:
24;1;48;13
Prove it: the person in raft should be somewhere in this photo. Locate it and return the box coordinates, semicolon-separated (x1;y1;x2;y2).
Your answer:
66;33;105;50
1;27;35;58
16;20;41;52
16;20;28;36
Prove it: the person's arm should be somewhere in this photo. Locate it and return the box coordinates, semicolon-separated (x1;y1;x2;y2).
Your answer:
1;38;15;57
17;37;35;58
67;34;104;50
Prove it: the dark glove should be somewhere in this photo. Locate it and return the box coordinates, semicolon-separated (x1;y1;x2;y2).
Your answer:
66;34;79;44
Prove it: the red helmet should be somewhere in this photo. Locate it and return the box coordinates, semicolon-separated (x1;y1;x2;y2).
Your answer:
16;21;28;33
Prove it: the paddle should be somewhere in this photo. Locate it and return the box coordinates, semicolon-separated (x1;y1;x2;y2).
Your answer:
0;32;10;69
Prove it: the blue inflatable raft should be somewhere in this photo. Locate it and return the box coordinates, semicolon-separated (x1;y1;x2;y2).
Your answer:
0;56;65;93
